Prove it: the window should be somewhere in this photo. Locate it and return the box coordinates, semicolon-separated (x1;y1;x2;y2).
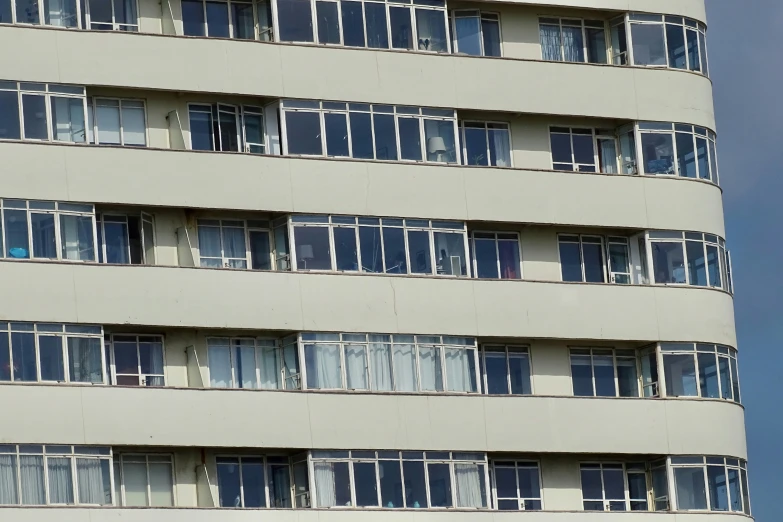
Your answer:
275;0;448;53
480;345;531;395
0;322;104;384
558;235;607;283
290;215;469;277
539;18;607;63
182;0;271;39
671;457;750;515
647;231;730;291
0;445;112;506
656;343;740;402
549;127;601;172
97;213;155;265
580;462;648;511
470;232;520;279
451;11;500;56
106;334;165;387
188;103;266;154
0;81;87;143
619;14;708;75
207;335;300;390
0;0;137;29
301;333;478;393
638;122;718;183
459;122;511;167
0;199;96;262
492;460;541;510
216;455;295;508
87;98;146;147
197;218;274;269
85;0;139;30
114;454;175;507
310;450;487;508
281;101;459;163
570;348;639;398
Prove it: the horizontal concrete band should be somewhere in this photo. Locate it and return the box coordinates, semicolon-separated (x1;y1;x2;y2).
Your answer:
0;27;715;128
0;142;727;236
0;262;737;346
0;385;747;457
485;0;706;22
0;508;750;522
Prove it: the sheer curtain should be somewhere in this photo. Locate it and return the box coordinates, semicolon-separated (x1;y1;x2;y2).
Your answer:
60;215;95;261
344;345;368;390
222;226;247;268
19;456;45;505
369;342;392;391
47;457;74;504
562;26;584;62
68;337;104;383
599;139;618;174
0;455;18;504
454;14;481;55
539;24;561;61
76;458;110;505
314;462;336;507
307;344;341;389
419;347;443;391
444;348;474;392
260;346;281;389
145;341;165;386
454;463;485;507
208;342;233;387
392;343;417;391
50;97;86;143
489;126;510;167
234;341;257;388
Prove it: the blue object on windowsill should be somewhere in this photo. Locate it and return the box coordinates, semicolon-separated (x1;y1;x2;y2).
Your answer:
9;248;28;259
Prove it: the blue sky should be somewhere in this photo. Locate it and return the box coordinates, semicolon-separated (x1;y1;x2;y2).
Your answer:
707;1;783;520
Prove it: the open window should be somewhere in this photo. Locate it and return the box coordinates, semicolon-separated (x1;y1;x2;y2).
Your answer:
106;334;165;386
97;212;155;265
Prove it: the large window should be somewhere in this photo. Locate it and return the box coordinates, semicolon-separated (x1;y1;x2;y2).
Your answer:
557;234;609;283
653;343;740;403
188;103;266;154
105;334;165;387
310;450;487;508
207;336;300;390
492;460;541;510
281;100;459;164
615;14;708;76
301;333;478;393
539;18;607;63
570;348;639;398
0;0;137;29
0;322;104;384
0;199;96;262
470;231;520;279
97;213;155;265
275;0;448;53
459;121;511;167
87;98;147;147
216;455;299;508
647;231;731;292
480;345;531;395
197;218;276;269
0;81;87;143
113;454;175;507
182;0;272;39
580;462;649;511
289;215;469;276
671;457;750;515
638;122;718;183
0;445;112;505
451;11;500;56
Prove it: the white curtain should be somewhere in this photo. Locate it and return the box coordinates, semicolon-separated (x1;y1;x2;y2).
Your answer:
76;458;108;505
418;347;443;391
313;462;336;507
444;348;474;392
344;345;368;390
148;462;174;507
221;226;247;267
47;457;74;504
19;456;45;505
454;463;485;507
122;462;148;506
145;341;165;386
259;346;281;389
392;344;418;391
454;14;481;55
490;127;511;167
0;455;18;504
67;337;103;383
539;24;561;60
235;342;257;389
369;343;392;391
308;344;341;389
562;26;584;62
600;139;619;174
208;342;232;387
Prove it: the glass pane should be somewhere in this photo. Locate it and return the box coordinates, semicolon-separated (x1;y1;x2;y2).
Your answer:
418;346;443;391
47;457;74;504
398;117;423;161
349;111;373;159
379;460;402;508
580;467;603;500
241;460;265;507
676;132;697;178
582;241;605;283
484;351;508;394
364;2;388;48
559;241;582;282
344;345;368;390
268;463;291;507
666;24;686;68
60;215;95;261
353;462;378;506
540;24;561;61
444;347;476;392
403;460;426;507
95;105;121;144
149;462;174;506
181;0;204;35
231;2;254;38
481;17;501;57
217;108;239;152
316;1;339;44
314;461;350;506
608;242;630;283
305;343;342;389
68;337;103;383
663;354;698;396
392;343;417;391
341;1;364;46
651;241;686;284
11;332;36;382
698;352;720;398
453;462;485;507
0;333;10;381
217;460;241;507
616;358;638;397
407;230;431;274
603;467;625;500
674;467;708;510
586;26;607;63
455;14;481;55
593;354;616;396
427;463;452;507
519;466;540;499
205;1;229;37
389;6;412;50
707;465;729;511
294;226;331;270
19;455;45;504
324;112;349;157
424;119;456;163
373;113;398;160
50;96;86;143
208;344;232;387
0;90;20;140
103;220;129;264
0;454;18;504
718;356;732;400
686;241;707;286
641;133;675;174
474;238;499;278
570;355;593;396
38;335;64;381
249;230;271;270
30;213;57;259
369;343;392;391
15;0;39;25
631;23;666;65
463;126;488;166
730;358;740;403
727;468;741;512
686;29;700;71
382;226;407;273
706;244;721;288
433;232;466;275
22;94;48;140
509;352;531;394
243;111;264;152
415;8;447;52
334;227;358;271
286;111;322;155
562;26;584;62
359;226;383;273
76;458;111;505
277;0;313;42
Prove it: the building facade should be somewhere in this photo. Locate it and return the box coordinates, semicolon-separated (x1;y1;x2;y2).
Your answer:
0;0;750;520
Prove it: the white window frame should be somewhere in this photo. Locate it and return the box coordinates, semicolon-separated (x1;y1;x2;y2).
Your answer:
3;0;138;30
645;231;728;291
635;122;718;183
490;459;542;510
188;103;266;153
538;16;608;63
655;342;740;402
214;454;295;508
667;456;750;515
579;462;648;512
469;231;522;280
196;218;275;270
621;13;709;76
479;344;532;395
105;333;166;386
568;347;640;398
450;10;502;57
206;336;300;389
87;97;148;147
458;121;512;167
114;453;177;507
0;82;89;143
548;126;600;172
606;235;631;284
96;212;156;265
557;233;608;283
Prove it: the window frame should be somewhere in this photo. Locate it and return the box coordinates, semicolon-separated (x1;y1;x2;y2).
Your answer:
188;102;267;153
557;233;608;283
113;452;177;507
0;81;88;144
96;212;155;265
653;342;740;403
214;454;297;508
548;126;602;172
490;459;542;510
450;10;502;57
469;231;522;280
87;97;148;147
206;335;301;390
105;333;167;387
568;347;640;398
196;218;275;270
458;120;512;167
579;461;648;512
479;344;532;396
538;16;609;64
619;14;709;76
668;456;750;515
635;122;718;183
645;231;729;291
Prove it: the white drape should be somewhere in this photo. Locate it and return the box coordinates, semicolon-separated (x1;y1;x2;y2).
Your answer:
47;457;74;504
235;342;257;388
454;463;485;507
67;337;103;383
392;344;418;391
19;456;45;505
600;139;618;174
490;127;511;167
344;345;368;390
539;24;561;61
260;346;281;389
208;343;232;387
418;347;443;391
309;344;342;389
314;462;337;507
122;462;149;506
146;341;165;386
444;348;473;392
76;458;108;505
0;455;18;504
369;343;393;391
562;26;584;62
148;463;174;506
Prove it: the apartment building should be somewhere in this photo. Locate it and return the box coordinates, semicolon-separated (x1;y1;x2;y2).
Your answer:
0;0;749;520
